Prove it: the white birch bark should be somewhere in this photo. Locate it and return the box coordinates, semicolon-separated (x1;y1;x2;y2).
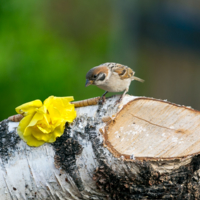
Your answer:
1;95;200;200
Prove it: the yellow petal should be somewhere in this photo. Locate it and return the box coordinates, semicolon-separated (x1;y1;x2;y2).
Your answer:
45;122;65;143
62;107;77;122
37;105;47;114
37;124;52;134
17;114;35;135
16;96;76;147
24;125;38;136
43;96;54;107
16;100;42;116
27;112;43;127
44;96;74;108
31;127;53;142
26;135;45;147
32;122;65;143
45;96;74;114
53;122;65;138
45;96;76;123
48;106;62;122
36;114;53;134
17;119;44;147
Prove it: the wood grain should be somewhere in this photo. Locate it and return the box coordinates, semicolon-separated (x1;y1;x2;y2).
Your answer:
103;98;200;160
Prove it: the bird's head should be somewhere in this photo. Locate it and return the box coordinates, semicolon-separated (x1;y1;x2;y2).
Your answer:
85;64;109;87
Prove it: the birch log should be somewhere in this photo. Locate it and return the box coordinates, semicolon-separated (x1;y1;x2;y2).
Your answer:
1;95;200;200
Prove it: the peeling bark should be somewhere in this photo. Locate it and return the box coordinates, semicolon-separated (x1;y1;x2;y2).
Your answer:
1;95;200;199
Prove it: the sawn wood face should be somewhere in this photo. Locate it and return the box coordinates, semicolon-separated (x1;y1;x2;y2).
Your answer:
103;98;200;160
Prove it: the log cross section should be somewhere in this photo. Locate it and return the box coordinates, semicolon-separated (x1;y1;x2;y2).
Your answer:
103;98;200;160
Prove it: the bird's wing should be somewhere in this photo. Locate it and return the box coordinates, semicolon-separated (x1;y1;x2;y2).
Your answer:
112;63;144;82
112;64;135;80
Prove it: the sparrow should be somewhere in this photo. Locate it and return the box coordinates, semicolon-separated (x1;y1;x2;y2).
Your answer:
85;62;144;103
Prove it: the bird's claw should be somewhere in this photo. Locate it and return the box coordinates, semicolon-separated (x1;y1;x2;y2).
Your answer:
98;96;106;105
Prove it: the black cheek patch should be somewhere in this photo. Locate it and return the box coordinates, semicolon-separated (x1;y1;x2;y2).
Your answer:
98;73;106;81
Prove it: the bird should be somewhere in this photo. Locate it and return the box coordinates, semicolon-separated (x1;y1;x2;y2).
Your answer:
85;62;144;103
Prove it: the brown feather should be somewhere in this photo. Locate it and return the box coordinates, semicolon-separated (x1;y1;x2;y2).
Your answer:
112;64;125;75
113;65;135;80
86;65;109;80
92;66;109;76
131;75;144;82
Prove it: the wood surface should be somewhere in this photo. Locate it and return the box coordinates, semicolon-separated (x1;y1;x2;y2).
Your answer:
103;98;200;160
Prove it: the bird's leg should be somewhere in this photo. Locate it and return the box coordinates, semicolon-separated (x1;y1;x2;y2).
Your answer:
116;88;128;104
99;91;108;104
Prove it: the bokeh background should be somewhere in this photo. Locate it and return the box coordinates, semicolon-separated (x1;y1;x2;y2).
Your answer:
1;0;200;120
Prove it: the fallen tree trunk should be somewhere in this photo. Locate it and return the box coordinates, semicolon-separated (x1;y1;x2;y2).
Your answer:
1;95;200;200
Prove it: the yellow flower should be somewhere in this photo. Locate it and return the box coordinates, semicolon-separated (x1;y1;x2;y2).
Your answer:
16;96;76;147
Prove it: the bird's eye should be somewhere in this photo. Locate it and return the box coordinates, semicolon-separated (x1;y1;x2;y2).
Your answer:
93;74;97;78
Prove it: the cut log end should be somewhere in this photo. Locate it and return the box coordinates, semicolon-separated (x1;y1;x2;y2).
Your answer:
102;98;200;161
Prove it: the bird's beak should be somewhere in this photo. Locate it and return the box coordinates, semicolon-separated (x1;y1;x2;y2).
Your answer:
85;79;93;87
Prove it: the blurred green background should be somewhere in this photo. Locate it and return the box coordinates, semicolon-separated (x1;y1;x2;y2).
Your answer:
1;0;200;120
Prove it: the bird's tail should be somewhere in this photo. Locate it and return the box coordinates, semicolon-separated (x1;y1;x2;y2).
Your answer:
131;75;144;83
